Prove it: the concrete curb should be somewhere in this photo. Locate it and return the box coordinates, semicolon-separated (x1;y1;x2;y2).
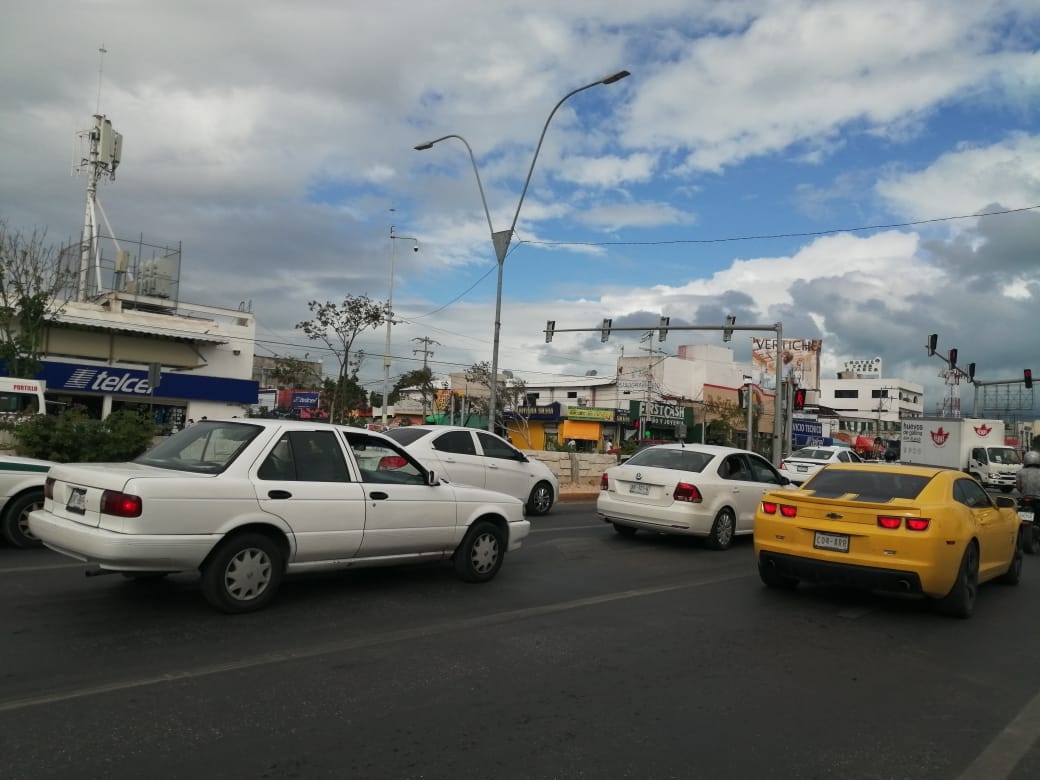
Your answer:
559;491;599;502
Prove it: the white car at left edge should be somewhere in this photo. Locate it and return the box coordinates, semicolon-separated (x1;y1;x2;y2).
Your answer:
0;454;55;548
28;419;530;613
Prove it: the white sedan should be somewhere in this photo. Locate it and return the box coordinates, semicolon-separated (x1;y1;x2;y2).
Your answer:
597;444;793;550
29;419;530;613
778;445;864;486
384;425;559;515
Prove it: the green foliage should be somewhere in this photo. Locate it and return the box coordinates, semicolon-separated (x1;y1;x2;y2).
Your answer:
9;408;158;462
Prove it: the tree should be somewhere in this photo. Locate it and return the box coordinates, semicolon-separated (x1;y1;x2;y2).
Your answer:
392;367;437;418
0;221;74;377
270;355;321;389
465;361;527;435
701;397;744;447
296;295;386;423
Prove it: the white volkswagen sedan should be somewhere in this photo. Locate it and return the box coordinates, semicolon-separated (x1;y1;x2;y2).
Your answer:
29;419;530;613
597;443;792;550
384;425;559;515
778;445;864;486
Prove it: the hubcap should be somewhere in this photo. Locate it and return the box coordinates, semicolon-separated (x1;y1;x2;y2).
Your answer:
470;533;499;574
224;547;272;601
17;501;43;541
533;486;552;513
717;513;734;545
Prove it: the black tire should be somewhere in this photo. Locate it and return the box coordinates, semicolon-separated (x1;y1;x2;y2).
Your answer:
1026;526;1040;556
934;542;979;619
612;522;637;538
758;561;799;590
1;490;45;549
526;481;555;516
706;507;736;550
997;539;1023;586
200;532;284;614
453;520;505;583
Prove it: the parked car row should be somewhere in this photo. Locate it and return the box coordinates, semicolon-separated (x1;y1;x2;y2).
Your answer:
597;442;1022;618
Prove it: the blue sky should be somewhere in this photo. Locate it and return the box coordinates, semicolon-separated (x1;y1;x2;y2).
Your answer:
2;1;1039;412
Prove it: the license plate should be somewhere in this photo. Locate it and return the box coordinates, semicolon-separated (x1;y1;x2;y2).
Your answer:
629;483;650;495
67;488;86;514
814;531;849;553
796;465;808;472
1021;511;1035;523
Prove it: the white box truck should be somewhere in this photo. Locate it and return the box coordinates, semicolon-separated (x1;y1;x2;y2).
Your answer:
901;417;1022;492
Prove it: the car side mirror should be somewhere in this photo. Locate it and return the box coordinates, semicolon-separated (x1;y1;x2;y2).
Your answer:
426;469;440;486
780;476;791;486
995;495;1016;509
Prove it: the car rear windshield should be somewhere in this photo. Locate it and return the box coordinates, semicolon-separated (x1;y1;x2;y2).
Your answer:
383;428;428;446
135;421;263;474
624;447;712;473
802;469;929;501
790;448;834;461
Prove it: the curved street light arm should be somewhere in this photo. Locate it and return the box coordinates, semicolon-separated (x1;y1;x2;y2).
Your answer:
414;134;495;237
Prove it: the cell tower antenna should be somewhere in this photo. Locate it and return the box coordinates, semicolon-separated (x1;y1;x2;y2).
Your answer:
96;44;107;114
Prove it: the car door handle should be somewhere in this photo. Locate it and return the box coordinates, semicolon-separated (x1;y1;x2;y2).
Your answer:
267;490;292;499
488;464;499;470
369;491;389;501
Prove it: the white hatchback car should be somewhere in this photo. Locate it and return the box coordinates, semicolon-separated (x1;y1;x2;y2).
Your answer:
384;425;559;515
597;444;792;550
29;419;530;613
778;445;864;486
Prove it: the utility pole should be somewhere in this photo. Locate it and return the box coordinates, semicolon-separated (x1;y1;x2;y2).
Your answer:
412;336;440;419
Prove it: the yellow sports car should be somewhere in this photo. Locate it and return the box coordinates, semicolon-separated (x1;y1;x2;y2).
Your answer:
754;463;1022;618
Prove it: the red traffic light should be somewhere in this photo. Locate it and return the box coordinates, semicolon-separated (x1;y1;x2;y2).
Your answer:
949;348;958;368
794;388;806;411
1026;369;1034;390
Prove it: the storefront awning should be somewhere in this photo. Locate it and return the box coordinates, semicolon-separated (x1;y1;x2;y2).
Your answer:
47;315;230;344
559;419;601;441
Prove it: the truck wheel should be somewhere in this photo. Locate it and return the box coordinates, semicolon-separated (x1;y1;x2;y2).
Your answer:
1;490;45;549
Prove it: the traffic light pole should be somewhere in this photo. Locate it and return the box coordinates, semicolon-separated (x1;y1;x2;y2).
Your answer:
546;320;785;464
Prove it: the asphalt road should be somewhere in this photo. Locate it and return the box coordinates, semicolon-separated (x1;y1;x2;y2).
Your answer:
2;503;1040;780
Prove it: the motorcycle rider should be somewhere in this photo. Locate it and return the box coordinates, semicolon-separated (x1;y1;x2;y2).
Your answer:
1017;450;1040;496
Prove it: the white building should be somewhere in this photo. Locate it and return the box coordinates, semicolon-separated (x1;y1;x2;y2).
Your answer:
817;359;924;440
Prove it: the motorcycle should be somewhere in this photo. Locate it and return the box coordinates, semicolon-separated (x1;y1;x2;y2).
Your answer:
1019;495;1040;555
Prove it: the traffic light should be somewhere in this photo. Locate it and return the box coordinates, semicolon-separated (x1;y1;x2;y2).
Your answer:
967;362;976;382
600;318;613;342
948;348;958;369
926;333;938;356
658;316;670;342
723;315;735;342
738;387;746;409
1026;369;1034;389
793;387;806;411
545;320;555;343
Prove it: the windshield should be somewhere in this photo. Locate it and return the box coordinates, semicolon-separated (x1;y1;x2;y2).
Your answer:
802;469;929;501
624;447;713;473
135;421;263;474
383;428;428;446
987;447;1021;465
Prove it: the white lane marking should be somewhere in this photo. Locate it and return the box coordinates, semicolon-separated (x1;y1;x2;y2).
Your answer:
0;569;750;713
957;687;1040;780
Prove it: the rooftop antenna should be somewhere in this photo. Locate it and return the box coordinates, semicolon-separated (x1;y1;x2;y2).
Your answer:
74;44;123;301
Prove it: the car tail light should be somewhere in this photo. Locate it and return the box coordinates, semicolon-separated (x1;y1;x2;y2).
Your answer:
779;504;797;518
673;482;702;503
377;455;408;470
45;477;55;499
905;517;930;531
761;501;778;514
877;516;901;529
600;473;609;491
778;461;787;470
101;490;142;518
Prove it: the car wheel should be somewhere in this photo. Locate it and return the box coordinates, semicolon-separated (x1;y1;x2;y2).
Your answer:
526;481;555;516
934;542;979;619
453;520;505;583
1;490;45;549
200;532;284;614
613;522;637;538
997;537;1023;586
758;561;799;590
1025;527;1040;556
706;507;736;550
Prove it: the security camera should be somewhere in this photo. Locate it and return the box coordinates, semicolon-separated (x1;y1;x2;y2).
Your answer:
412;243;419;252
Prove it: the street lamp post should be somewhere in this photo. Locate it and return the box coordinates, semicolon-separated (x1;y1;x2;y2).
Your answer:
382;226;419;428
415;69;630;432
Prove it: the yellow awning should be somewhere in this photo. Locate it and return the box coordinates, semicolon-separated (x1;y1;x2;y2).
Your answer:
559;419;601;441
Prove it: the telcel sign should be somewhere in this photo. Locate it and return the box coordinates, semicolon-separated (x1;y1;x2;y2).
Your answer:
64;368;153;395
